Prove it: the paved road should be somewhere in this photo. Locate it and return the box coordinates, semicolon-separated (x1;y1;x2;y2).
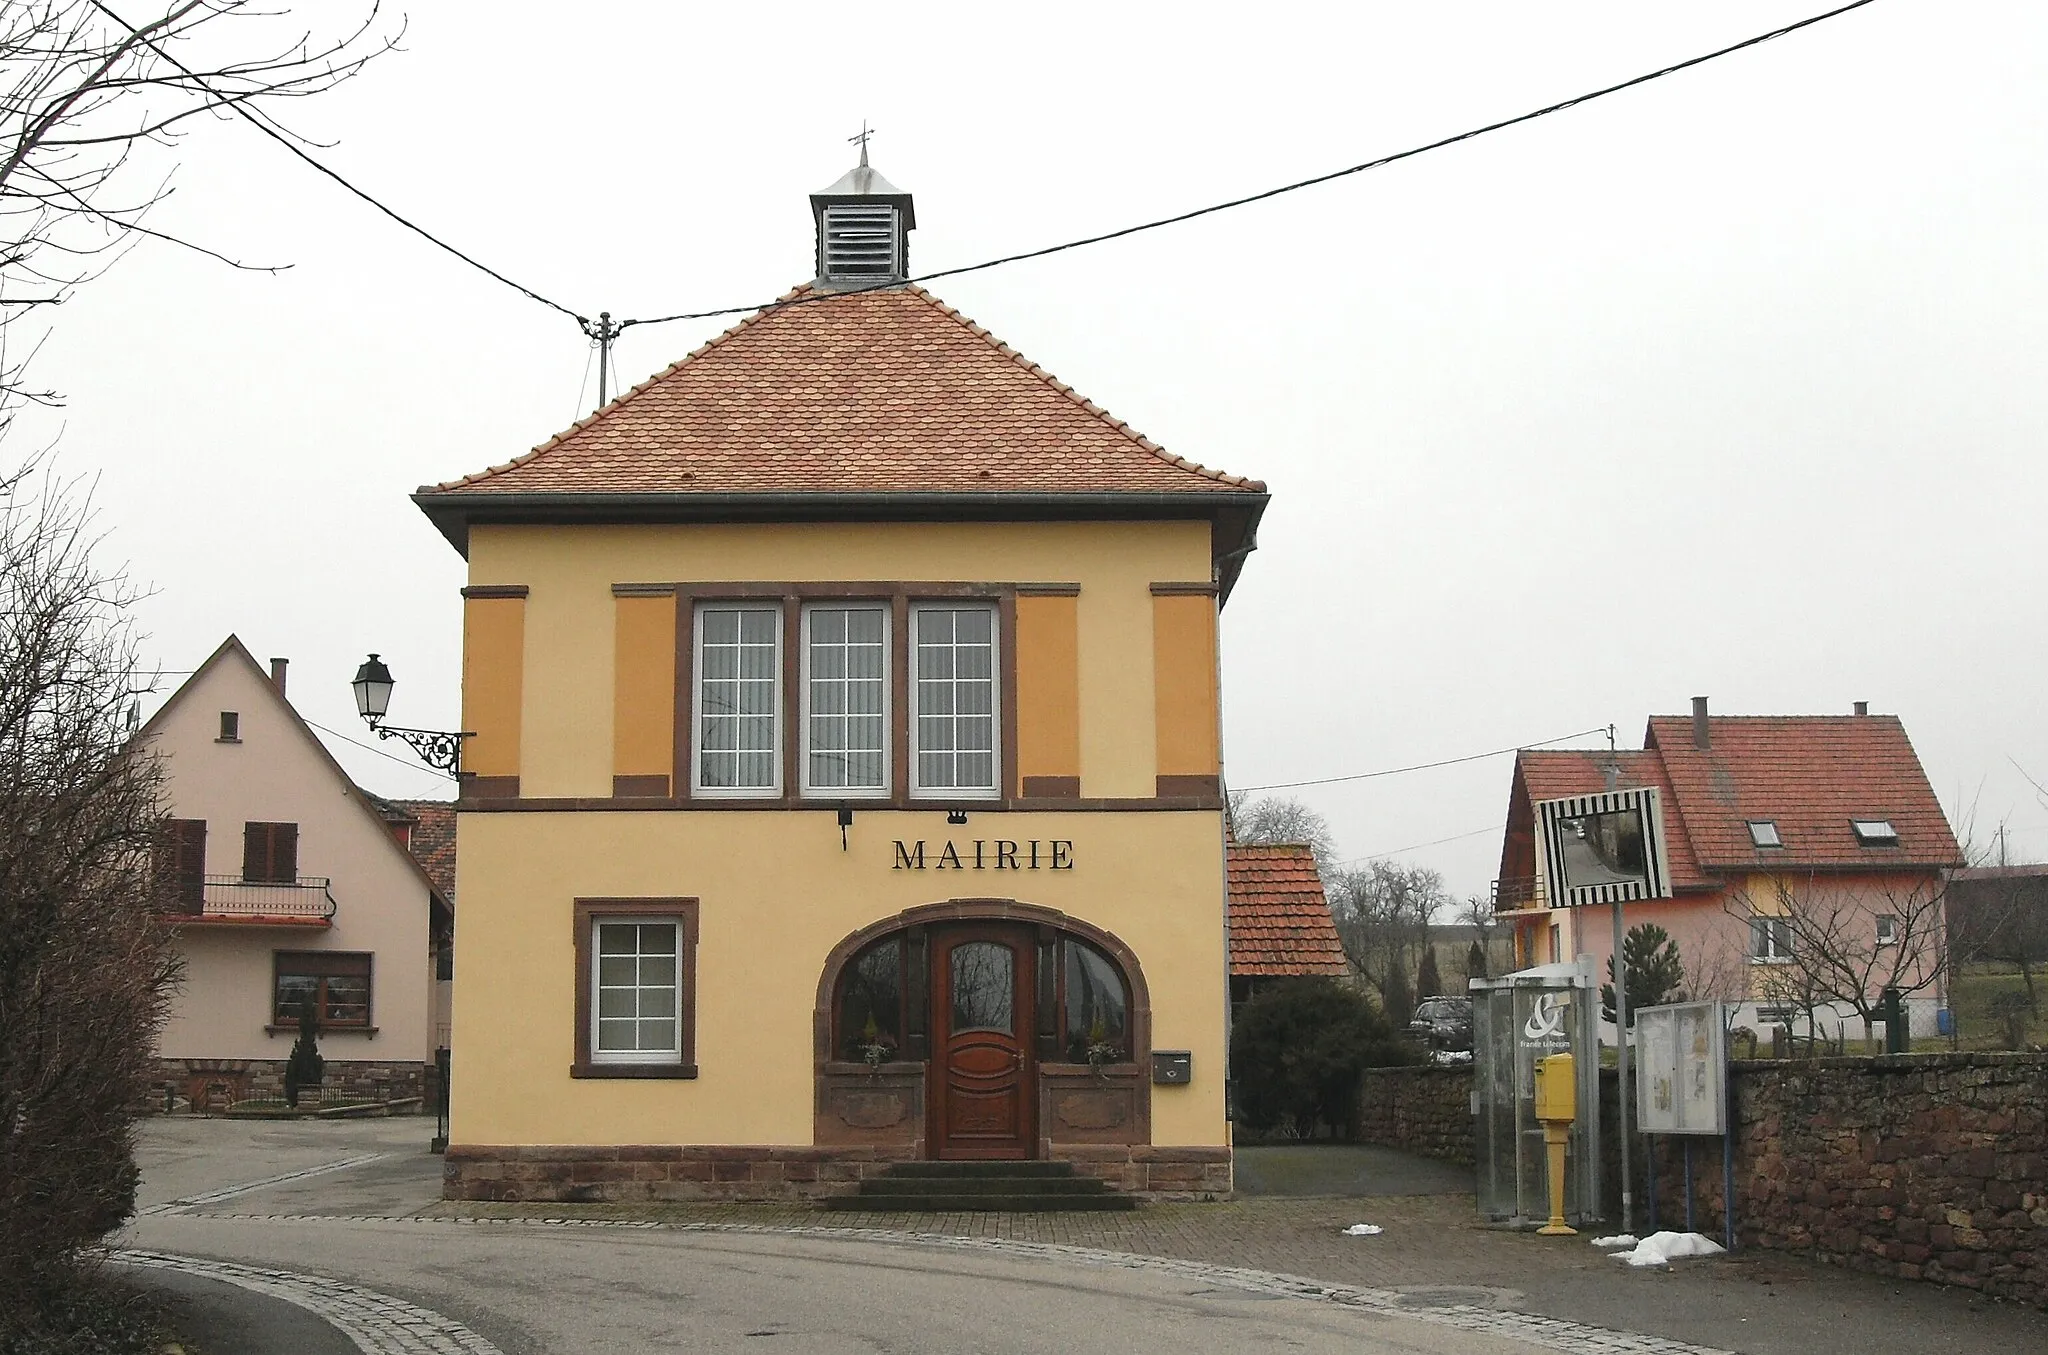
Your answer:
120;1120;2048;1355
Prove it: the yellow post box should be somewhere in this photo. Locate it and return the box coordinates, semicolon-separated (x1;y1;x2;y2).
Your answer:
1532;1051;1576;1236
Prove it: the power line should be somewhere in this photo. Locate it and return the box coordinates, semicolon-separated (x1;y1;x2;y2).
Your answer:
303;715;457;782
616;0;1883;332
1340;824;1502;867
104;0;1879;346
1235;725;1611;793
91;2;585;326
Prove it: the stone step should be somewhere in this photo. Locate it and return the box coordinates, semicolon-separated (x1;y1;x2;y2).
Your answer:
880;1160;1080;1180
822;1191;1139;1212
858;1175;1109;1196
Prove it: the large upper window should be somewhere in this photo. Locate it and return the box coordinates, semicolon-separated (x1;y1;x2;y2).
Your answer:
273;951;371;1029
803;604;889;796
911;603;999;797
574;899;699;1078
694;605;781;795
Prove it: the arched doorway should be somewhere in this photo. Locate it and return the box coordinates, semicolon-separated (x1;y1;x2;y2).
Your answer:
814;900;1151;1160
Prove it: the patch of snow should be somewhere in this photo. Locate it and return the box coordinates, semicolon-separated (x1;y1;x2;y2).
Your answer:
1341;1223;1384;1236
1614;1231;1725;1267
1590;1234;1638;1249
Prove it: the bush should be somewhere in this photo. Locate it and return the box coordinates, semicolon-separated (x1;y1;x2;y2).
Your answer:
283;1005;325;1107
1230;978;1416;1139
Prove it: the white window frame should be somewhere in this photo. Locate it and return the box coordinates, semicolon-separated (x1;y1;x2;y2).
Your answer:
1749;915;1793;964
800;602;892;799
589;916;683;1066
909;602;1002;801
1747;819;1782;848
1876;914;1899;946
691;603;783;798
1852;818;1899;846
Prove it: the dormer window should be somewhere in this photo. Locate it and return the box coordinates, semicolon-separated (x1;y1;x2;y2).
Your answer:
1747;819;1781;848
1852;818;1899;847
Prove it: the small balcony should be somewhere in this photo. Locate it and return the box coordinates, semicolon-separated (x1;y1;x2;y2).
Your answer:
1490;876;1550;916
164;876;338;926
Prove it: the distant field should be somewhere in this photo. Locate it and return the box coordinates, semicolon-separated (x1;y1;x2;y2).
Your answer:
1940;964;2045;1050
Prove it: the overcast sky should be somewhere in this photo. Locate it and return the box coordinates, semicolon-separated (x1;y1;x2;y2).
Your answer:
35;0;2047;900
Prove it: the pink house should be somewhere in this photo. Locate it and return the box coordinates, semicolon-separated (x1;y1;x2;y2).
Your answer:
1493;699;1962;1039
136;636;451;1109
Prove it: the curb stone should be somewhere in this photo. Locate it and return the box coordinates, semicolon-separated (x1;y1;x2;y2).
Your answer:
115;1249;501;1355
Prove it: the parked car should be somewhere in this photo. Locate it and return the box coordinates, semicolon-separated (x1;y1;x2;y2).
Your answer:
1407;997;1474;1054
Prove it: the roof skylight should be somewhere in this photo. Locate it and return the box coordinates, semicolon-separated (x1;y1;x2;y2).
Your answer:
1747;820;1782;848
1851;819;1899;846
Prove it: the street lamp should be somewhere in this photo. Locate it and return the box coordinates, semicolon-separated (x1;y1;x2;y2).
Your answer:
351;653;470;775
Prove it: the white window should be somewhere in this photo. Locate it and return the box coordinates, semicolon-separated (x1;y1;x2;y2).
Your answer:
1747;820;1782;848
694;605;781;795
1876;914;1898;946
803;604;890;796
1852;818;1899;847
592;920;681;1063
911;604;999;798
1749;916;1793;963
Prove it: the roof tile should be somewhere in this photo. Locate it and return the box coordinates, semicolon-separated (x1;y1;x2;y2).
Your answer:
418;285;1264;499
1226;842;1349;977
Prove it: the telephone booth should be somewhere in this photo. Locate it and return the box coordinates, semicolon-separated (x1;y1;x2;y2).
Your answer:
1472;959;1603;1227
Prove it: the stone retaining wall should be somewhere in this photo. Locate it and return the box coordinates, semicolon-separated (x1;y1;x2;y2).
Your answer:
1646;1053;2046;1309
151;1057;427;1112
1353;1051;2048;1311
1355;1066;1474;1165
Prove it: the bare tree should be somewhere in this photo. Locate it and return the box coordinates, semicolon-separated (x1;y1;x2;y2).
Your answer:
0;1;398;410
0;461;178;1304
1948;868;2048;1011
1328;859;1451;1017
1728;874;1949;1050
1228;792;1338;872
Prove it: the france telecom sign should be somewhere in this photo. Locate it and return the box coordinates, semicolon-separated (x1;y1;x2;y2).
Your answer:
1534;786;1673;908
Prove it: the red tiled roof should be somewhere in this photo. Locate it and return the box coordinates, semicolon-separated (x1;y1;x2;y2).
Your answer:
1514;748;1713;890
418;285;1263;500
1226;842;1349;977
395;800;456;903
1644;715;1960;870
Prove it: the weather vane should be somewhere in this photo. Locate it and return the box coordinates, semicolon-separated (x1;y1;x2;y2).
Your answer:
849;120;875;165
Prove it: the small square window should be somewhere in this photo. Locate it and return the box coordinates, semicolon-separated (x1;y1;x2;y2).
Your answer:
1851;819;1899;847
1747;820;1782;848
1876;915;1898;945
218;711;240;742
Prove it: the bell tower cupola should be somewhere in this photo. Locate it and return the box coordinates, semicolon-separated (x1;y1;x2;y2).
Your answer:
810;130;915;290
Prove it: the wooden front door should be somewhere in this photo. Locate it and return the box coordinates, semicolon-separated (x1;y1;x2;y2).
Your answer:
930;924;1036;1159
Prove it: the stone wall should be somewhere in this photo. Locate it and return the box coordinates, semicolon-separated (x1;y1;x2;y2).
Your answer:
1353;1051;2048;1311
1646;1053;2047;1309
1355;1066;1475;1165
151;1057;427;1112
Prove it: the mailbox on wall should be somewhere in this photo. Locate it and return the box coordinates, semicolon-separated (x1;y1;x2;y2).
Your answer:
1151;1050;1191;1084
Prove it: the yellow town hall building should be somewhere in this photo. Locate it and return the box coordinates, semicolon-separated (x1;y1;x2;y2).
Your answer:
416;157;1268;1202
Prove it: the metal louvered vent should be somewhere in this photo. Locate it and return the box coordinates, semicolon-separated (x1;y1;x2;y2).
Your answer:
822;204;899;280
